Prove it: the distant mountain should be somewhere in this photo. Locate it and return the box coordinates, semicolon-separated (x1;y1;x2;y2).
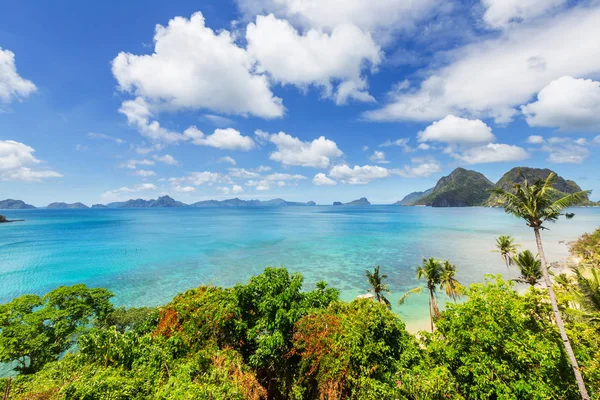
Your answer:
0;199;36;209
487;167;591;205
191;198;316;207
342;197;371;206
47;202;89;209
91;204;108;209
395;188;434;206
414;168;494;207
107;196;188;208
333;202;343;206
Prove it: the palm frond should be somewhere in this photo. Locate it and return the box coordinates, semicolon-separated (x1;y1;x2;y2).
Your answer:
398;287;423;305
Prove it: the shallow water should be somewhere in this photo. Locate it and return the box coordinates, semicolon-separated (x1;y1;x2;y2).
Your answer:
2;206;599;326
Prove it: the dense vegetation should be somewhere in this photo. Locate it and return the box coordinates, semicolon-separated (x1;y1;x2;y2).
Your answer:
403;166;593;207
1;256;600;399
1;175;598;399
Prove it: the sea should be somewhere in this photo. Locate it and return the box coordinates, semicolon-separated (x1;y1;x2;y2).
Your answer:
2;206;600;329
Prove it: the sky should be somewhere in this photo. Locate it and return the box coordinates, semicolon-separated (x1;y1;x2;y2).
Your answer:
1;0;600;206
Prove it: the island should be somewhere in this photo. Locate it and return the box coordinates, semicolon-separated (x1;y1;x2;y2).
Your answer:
0;199;36;209
397;166;592;207
47;202;90;209
0;214;24;223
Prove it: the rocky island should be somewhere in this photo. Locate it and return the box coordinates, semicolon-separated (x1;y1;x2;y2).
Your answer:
0;214;24;223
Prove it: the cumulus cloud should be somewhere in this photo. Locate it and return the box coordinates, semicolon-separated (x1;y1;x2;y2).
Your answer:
217;185;244;195
265;173;306;181
363;5;600;123
369;150;389;164
121;159;155;169
262;131;343;168
229;168;261;179
235;0;437;43
112;12;284;119
329;164;390;184
134;169;156;177
246;14;382;104
527;136;594;164
481;0;567;29
527;135;545;144
174;185;196;193
119;97;187;143
394;157;442;178
522;76;600;131
218;156;237;165
170;171;231;187
184;127;256;151
152;154;178;165
418;115;495;144
101;183;158;201
451;143;529;164
312;172;337;186
0;48;36;103
0;140;62;182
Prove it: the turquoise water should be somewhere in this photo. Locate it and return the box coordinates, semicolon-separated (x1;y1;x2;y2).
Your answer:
2;206;600;327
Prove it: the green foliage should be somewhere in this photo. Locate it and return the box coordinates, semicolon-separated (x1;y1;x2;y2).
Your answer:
570;227;600;267
365;265;391;308
422;276;579;399
513;250;543;286
492;172;590;230
292;299;420;399
0;284;113;374
3;266;600;399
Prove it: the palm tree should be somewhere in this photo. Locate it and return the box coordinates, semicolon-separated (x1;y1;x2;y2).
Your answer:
365;265;391;308
512;250;543;287
571;266;600;323
416;257;444;332
493;235;519;278
493;172;591;398
439;260;462;302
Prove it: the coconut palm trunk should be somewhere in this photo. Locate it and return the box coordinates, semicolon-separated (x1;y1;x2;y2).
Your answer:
534;227;589;399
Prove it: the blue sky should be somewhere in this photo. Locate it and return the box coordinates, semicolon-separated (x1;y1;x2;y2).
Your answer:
1;0;599;206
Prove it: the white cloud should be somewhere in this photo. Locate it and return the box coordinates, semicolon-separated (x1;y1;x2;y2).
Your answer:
246;14;382;104
218;156;237;165
379;138;415;152
394;157;442;178
229;168;261;179
121;159;155;169
75;144;88;152
203;114;235;127
522;76;600;131
171;171;231;186
364;5;600;123
101;183;158;201
452;143;530;164
264;131;343;168
219;185;245;195
175;185;196;193
417;143;430;150
418;115;496;144
574;138;588;146
544;143;590;164
135;144;163;155
0;48;36;103
329;164;390;184
547;136;568;144
235;0;437;43
481;0;566;29
119;97;187;143
312;172;337;186
527;135;545;144
153;154;178;165
246;180;272;191
88;132;126;144
184;127;256;151
265;173;306;181
255;165;272;172
112;12;284;119
369;150;389;164
0;140;62;182
134;169;156;177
